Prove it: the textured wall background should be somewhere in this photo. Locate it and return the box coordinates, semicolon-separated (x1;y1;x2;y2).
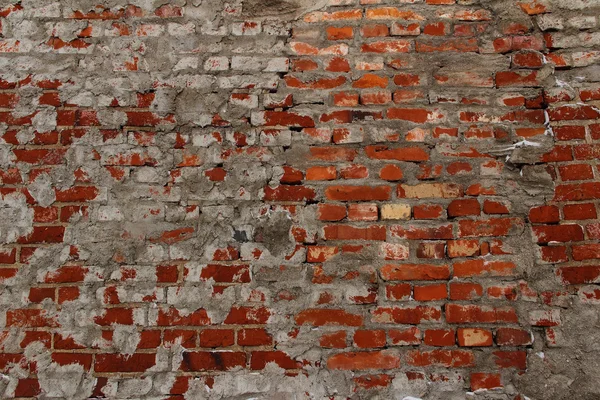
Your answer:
0;0;600;398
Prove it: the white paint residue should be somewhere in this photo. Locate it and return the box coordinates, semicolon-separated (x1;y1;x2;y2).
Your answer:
502;140;543;152
555;79;574;90
544;110;555;137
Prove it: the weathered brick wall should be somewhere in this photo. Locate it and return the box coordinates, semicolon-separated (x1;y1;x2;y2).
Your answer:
1;0;599;398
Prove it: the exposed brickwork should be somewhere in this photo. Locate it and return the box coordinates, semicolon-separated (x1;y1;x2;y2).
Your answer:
0;0;599;398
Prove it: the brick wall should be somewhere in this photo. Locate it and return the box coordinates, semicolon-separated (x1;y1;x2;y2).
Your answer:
1;0;599;398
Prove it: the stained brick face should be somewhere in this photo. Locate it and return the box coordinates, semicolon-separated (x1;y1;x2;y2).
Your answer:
0;0;599;398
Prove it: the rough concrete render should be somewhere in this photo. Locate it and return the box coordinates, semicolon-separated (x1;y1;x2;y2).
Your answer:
0;0;600;398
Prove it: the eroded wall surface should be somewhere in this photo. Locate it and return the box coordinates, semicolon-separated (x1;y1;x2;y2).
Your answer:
0;0;600;398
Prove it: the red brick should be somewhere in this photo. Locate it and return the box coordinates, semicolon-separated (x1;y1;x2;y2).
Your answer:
0;353;26;373
554;183;600;201
13;149;67;165
380;263;450;281
157;307;211;326
532;224;584;243
200;265;250;283
58;287;79;304
28;288;56;303
238;328;273;346
164;330;196;348
51;353;93;370
458;218;524;237
416;242;445;259
424;329;455;346
0;248;17;266
95;354;156;373
413;204;444;219
362;40;411;53
55;186;100;202
453;260;516;277
361;24;389;38
496;71;540;87
306;166;337;181
199;329;234;348
325;185;391;201
391;23;421;36
288;74;347;90
325;57;351;72
457;328;493;347
20;331;51;349
540;245;568;263
332;91;358;107
572;244;600;261
323;225;386;241
360;91;392;105
416;38;478;52
559;164;594;181
554;125;586;140
445;304;518;323
446;161;472;175
251;351;302;370
529;205;559;223
17;226;65;244
15;378;41;397
320;331;347;348
365;145;429;161
557;266;600;285
6;309;58;328
548;105;600;121
327;351;400;370
295;309;363;327
379;164;403;181
0;267;18;282
495;328;533;346
390;224;453;240
263;185;316;202
348;203;378;221
388;327;421;345
424;22;447;36
180;351;246;371
224;306;270;324
387;108;440;123
327;26;353;40
340;164;369;179
483;200;510;214
317;204;347;221
353;74;388;89
93;308;134;326
513;51;544;68
471;373;502;391
258;110;315;127
414;283;447;301
372;306;442;324
447;240;480;258
354;330;386;348
448;199;480;217
563;204;597;221
541;145;573;162
385;283;412;301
